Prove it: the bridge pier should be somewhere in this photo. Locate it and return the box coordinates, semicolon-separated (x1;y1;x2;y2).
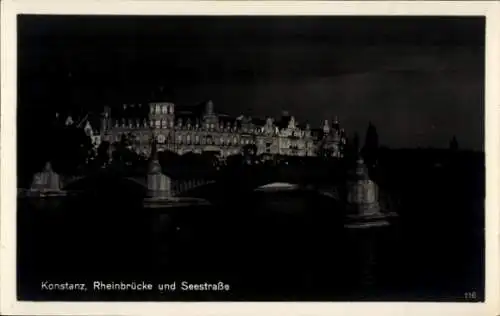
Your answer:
143;146;174;207
344;157;390;229
142;140;211;207
29;162;63;194
147;170;172;199
18;161;73;209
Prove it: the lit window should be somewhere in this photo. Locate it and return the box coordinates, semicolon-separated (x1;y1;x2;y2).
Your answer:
195;135;200;144
157;134;166;143
162;105;168;114
161;120;167;129
155;105;160;113
169;121;174;128
155;120;161;128
210;123;214;130
168;105;174;114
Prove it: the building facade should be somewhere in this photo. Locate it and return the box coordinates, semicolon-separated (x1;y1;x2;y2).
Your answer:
86;100;346;159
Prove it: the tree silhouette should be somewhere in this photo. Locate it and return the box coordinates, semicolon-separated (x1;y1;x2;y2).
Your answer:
449;136;459;151
353;132;360;153
225;153;244;168
50;125;93;175
317;145;334;159
362;122;379;167
158;150;182;177
199;150;220;168
110;133;141;172
242;143;258;165
343;132;360;163
96;141;111;167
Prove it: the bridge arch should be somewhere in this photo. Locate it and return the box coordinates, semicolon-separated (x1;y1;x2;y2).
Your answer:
62;174;148;197
254;182;300;192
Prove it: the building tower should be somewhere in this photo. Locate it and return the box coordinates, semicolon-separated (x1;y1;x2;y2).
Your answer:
100;106;111;136
203;100;218;130
322;119;330;134
362;121;379;168
149;102;175;130
148;101;176;152
344;155;389;228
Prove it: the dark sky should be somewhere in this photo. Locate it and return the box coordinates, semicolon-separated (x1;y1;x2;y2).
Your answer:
18;15;485;150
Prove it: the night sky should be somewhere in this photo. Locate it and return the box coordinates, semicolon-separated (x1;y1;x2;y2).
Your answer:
18;15;485;150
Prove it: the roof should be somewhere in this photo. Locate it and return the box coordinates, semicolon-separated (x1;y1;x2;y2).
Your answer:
84;112;103;132
176;112;199;124
310;128;324;138
112;103;150;119
251;117;266;126
176;104;205;117
296;123;310;130
276;116;291;129
218;115;237;124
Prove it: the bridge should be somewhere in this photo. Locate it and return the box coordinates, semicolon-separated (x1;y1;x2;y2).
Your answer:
61;174;215;197
24;159;345;202
57;170;343;205
23;159;395;229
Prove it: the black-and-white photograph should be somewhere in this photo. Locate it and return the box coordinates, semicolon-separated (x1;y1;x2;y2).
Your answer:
14;13;486;303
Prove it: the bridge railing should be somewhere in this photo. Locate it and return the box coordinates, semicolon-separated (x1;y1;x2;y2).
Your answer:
60;176;86;189
61;173;214;195
171;178;215;196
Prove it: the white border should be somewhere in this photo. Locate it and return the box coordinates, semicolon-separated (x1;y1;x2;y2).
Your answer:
1;1;499;316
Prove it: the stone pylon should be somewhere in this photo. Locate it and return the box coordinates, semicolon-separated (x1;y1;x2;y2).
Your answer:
344;156;389;228
142;137;211;210
146;139;172;200
30;161;63;193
